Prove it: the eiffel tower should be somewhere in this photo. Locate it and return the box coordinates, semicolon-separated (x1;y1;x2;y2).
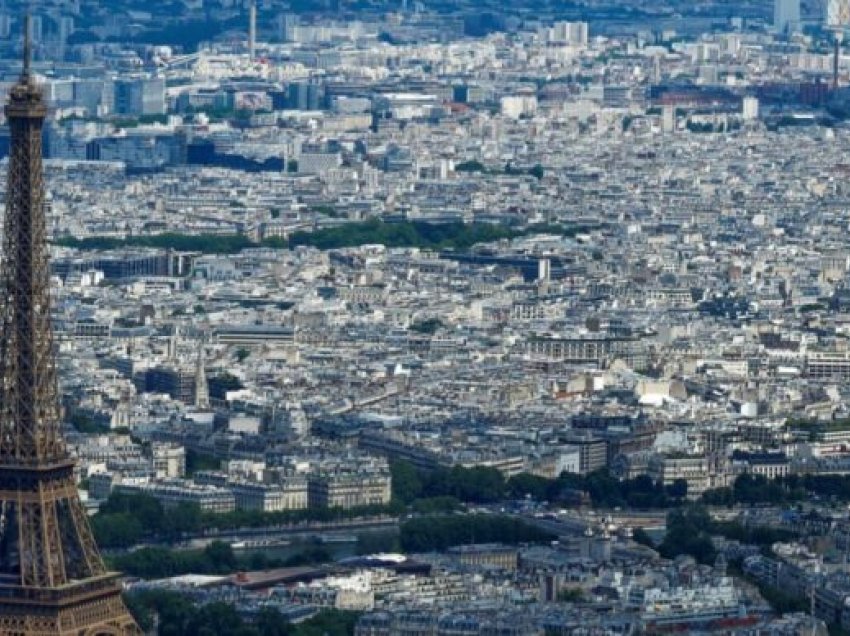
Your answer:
0;18;140;636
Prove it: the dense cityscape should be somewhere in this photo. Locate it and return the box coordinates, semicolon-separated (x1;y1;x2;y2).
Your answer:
8;0;850;633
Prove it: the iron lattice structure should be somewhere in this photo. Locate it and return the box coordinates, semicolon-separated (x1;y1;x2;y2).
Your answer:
0;21;140;636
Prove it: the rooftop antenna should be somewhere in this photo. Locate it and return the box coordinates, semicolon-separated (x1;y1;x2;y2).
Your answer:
22;12;31;81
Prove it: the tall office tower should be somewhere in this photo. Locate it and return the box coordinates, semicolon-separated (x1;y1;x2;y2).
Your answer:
774;0;801;33
662;105;675;132
279;13;298;42
194;339;210;410
248;0;256;59
286;81;324;110
57;16;74;45
742;96;760;120
826;0;850;86
0;19;139;635
827;0;850;30
113;77;166;116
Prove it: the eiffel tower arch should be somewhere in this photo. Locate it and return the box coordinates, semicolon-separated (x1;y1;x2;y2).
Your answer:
0;17;140;636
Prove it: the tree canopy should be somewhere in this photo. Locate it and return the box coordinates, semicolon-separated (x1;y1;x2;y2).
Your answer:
92;491;402;549
127;590;359;636
400;514;554;551
56;221;603;256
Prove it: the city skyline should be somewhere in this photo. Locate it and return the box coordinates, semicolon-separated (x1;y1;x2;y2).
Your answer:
2;1;850;635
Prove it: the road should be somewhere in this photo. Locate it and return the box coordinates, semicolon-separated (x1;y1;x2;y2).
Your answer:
116;516;399;553
522;510;668;537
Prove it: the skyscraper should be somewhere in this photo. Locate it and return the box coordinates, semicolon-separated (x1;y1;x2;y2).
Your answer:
195;338;210;410
827;0;850;29
248;0;257;60
774;0;801;34
826;0;850;87
0;18;139;635
112;76;166;116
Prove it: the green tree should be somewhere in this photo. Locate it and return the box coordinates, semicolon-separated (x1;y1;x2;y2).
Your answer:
56;233;256;254
409;318;443;334
282;545;332;567
255;607;292;636
701;486;735;506
208;373;244;399
507;473;550;500
204;541;238;572
632;527;655;548
557;587;584;602
390;460;422;504
100;492;165;534
583;470;626;508
423;465;506;503
356;530;400;555
667;478;688;500
163;502;203;538
57;222;605;256
69;410;110;434
400;514;554;551
658;506;717;564
756;582;809;614
455;160;486;173
128;590;357;635
132;590;196;636
411;496;462;514
91;512;144;548
292;609;361;636
249;551;269;570
187;602;246;636
185;449;220;476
